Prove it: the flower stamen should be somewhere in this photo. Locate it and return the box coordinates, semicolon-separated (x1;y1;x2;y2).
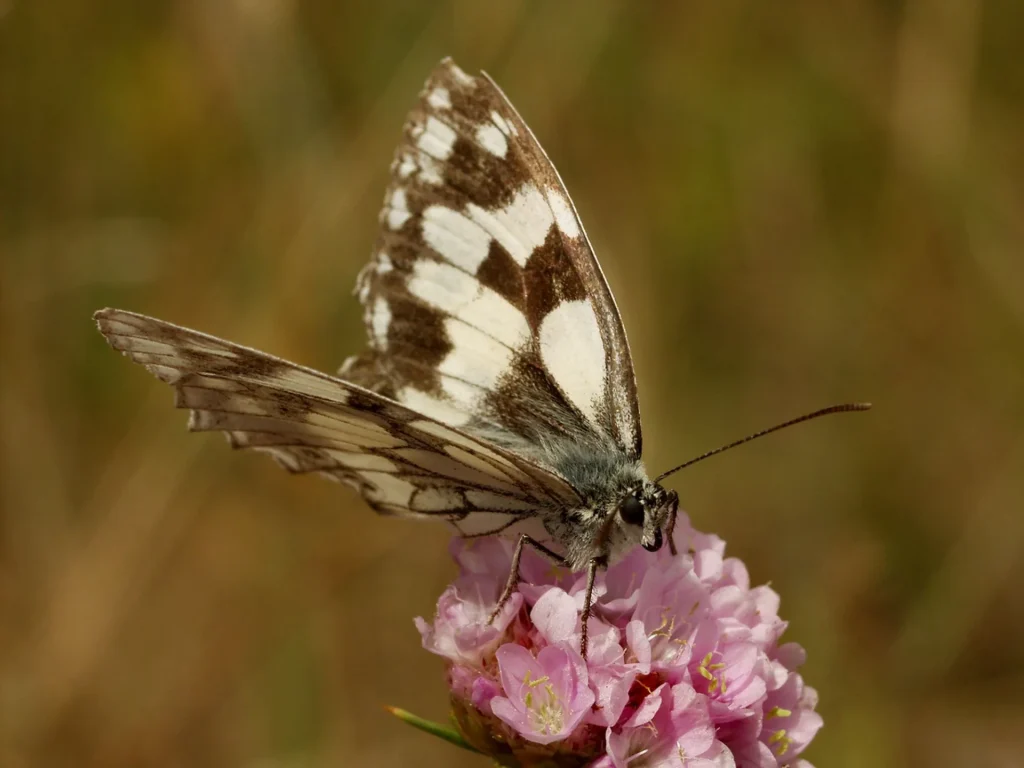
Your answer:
768;728;793;756
698;652;728;694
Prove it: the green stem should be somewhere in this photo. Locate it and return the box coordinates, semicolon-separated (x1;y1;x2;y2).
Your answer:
385;706;484;755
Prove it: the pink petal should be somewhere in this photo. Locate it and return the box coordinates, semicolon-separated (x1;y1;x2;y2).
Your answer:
625;619;652;672
584;618;624;667
531;588;579;646
471;676;501;709
720;557;751;590
623;683;666;727
536;645;576;701
774;642;807;671
668;685;715;755
495;643;542;710
584;666;636;727
694;548;724;583
489;695;532;738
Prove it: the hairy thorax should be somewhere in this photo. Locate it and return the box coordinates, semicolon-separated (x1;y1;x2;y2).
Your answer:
540;440;652;570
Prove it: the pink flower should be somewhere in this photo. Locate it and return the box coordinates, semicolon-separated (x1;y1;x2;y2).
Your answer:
490;644;596;745
606;683;735;768
757;657;822;763
414;511;824;766
413;577;522;668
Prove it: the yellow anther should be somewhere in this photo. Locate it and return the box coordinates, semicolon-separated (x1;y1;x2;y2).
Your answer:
768;729;792;756
698;653;727;694
766;706;792;720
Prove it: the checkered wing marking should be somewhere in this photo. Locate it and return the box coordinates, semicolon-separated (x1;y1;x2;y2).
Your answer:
345;57;642;460
95;309;579;534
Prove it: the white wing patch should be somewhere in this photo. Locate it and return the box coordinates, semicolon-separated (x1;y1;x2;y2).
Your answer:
421;205;492;272
546;189;581;239
439;320;514;391
370;296;392;347
426;86;451;110
407;259;530;348
490;110;517;136
398;387;472;427
384;188;411;230
393;150;444;186
415;116;457;161
476;122;508;158
361;471;417;507
538;299;607;424
465;184;553;267
412;487;464;512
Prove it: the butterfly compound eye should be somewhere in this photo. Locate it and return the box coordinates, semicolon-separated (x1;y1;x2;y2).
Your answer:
620;495;645;527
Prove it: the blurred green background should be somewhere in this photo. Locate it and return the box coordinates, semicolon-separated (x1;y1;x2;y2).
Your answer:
2;1;1023;766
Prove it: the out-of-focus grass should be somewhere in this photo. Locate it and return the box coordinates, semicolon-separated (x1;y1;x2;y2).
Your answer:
2;1;1022;766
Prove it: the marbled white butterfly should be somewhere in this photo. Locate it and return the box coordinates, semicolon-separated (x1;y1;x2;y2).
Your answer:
96;59;867;655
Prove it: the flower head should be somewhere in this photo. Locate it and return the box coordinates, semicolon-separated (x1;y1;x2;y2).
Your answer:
415;512;823;767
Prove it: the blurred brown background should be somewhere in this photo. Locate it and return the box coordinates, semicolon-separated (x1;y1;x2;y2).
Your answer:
2;1;1023;766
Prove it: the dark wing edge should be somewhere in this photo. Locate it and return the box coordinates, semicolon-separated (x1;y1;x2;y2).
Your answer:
481;66;643;459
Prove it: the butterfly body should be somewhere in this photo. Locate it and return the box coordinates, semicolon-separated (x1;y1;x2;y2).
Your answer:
534;444;674;569
95;59;679;650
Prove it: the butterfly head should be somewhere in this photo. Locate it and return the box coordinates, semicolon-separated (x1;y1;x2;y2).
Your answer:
617;482;678;554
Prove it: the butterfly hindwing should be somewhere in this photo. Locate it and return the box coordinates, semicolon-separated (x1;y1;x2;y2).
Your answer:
348;58;642;460
95;309;579;535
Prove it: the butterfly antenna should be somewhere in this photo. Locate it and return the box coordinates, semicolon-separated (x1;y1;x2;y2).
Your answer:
653;403;872;483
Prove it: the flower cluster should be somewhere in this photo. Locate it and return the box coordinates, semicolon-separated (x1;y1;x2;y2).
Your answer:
415;512;823;767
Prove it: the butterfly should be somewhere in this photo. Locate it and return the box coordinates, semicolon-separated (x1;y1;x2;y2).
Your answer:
96;58;867;656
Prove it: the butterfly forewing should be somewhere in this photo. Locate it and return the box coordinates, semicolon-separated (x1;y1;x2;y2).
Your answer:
345;58;642;462
95;309;579;536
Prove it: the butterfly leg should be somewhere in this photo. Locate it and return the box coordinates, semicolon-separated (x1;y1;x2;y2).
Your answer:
487;534;567;626
579;557;606;659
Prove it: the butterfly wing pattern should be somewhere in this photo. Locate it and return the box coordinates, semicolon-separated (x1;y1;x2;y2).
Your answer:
95;309;579;537
96;57;652;567
343;58;641;462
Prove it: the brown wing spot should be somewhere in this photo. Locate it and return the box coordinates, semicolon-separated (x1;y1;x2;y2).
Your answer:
444;76;493;124
476;240;525;310
385;296;452;397
523;228;587;331
443;136;525;210
387;296;452;363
